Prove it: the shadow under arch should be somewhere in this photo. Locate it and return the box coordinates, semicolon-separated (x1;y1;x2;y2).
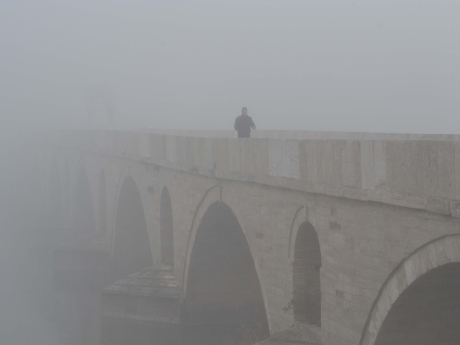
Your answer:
292;221;321;326
160;186;174;266
374;262;460;345
112;175;152;282
182;201;269;345
49;157;64;226
360;234;460;345
73;164;96;237
98;170;107;236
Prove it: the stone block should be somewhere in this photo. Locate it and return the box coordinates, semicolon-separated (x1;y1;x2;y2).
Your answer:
212;138;229;171
256;139;270;176
239;139;252;174
325;184;343;197
442;236;457;262
449;200;460;218
283;139;300;179
325;140;343;186
342;140;361;188
305;140;318;182
269;139;284;177
387;279;399;304
373;140;386;189
298;139;308;180
360;140;374;190
437;141;455;198
425;197;450;215
315;141;326;184
386;141;414;195
228;139;241;172
454;142;460;199
403;259;416;285
343;186;367;201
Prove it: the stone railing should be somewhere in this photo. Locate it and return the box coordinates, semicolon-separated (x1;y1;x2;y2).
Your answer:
45;129;460;217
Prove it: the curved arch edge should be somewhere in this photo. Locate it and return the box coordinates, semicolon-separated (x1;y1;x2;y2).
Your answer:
181;184;221;293
359;234;460;345
288;206;308;264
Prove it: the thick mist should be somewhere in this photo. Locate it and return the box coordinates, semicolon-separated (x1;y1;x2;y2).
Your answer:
1;1;460;135
1;2;460;345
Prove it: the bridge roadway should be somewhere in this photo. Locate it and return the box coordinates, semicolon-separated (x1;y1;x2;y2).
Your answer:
31;129;460;345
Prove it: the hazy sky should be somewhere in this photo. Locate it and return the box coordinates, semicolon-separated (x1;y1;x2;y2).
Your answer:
1;1;460;133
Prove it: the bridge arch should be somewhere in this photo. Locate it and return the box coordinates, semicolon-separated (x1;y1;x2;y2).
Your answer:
360;234;460;345
98;170;107;236
183;185;222;291
73;164;96;237
287;206;322;326
292;220;321;326
112;175;153;282
182;193;269;344
160;186;174;266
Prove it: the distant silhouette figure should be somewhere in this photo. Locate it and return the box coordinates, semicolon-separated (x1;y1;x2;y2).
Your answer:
234;107;256;138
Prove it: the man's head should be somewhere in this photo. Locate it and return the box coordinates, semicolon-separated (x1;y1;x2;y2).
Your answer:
242;107;248;116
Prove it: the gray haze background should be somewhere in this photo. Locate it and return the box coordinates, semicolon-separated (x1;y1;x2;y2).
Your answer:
0;2;459;344
2;1;460;135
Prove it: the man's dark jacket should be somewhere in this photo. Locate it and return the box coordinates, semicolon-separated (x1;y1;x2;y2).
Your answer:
234;115;256;138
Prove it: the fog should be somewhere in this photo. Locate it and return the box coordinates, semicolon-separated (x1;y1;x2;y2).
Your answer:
2;1;460;136
1;1;460;345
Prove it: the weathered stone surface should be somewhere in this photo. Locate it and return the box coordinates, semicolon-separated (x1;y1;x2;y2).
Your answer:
43;129;460;345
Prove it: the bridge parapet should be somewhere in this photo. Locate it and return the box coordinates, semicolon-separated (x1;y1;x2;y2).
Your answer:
47;129;460;217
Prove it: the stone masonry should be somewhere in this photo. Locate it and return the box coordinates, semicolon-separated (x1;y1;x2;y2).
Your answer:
39;129;460;345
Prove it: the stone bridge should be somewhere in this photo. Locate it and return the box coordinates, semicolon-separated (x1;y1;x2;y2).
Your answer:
32;129;460;345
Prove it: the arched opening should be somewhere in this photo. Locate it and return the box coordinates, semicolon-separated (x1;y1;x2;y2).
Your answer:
374;263;460;345
98;171;107;236
292;221;321;326
112;176;152;282
160;186;174;266
73;166;96;237
183;201;269;345
49;158;64;226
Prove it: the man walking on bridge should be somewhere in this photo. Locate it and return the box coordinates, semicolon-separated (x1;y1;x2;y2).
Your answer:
234;107;256;138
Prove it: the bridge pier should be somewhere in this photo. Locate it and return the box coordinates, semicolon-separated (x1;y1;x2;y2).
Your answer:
100;261;269;345
100;264;181;345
